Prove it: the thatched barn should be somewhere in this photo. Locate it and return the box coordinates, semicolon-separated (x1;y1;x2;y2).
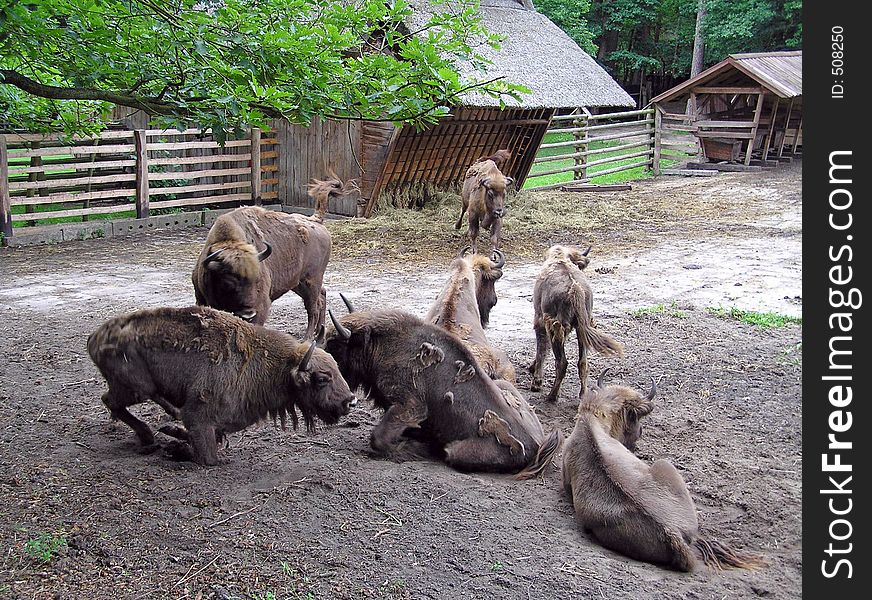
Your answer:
275;0;634;216
650;51;802;166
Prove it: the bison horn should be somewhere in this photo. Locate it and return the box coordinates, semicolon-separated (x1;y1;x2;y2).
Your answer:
339;292;356;313
329;309;352;340
491;249;505;269
582;245;592;256
596;367;611;389
299;340;317;372
645;376;658;402
459;246;472;258
202;248;223;265
257;242;272;262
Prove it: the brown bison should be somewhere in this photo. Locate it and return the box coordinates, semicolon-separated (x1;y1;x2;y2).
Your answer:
562;370;764;571
425;247;516;382
324;308;562;478
529;245;623;401
192;177;353;340
476;149;512;170
455;155;513;253
87;306;357;465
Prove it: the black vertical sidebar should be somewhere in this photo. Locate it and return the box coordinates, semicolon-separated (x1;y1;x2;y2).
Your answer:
803;2;869;597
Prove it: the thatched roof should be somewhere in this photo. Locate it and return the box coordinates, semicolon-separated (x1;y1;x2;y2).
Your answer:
407;0;635;109
650;51;802;104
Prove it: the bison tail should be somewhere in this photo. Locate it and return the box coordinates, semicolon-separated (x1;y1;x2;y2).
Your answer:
694;537;766;571
514;429;564;481
580;326;624;358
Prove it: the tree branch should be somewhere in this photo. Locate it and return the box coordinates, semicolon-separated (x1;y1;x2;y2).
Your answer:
1;69;182;116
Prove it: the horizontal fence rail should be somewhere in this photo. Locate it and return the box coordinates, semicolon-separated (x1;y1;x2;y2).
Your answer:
1;127;278;236
524;106;701;191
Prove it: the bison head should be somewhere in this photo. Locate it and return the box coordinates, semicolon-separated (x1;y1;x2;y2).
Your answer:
200;241;272;321
466;248;505;328
479;175;511;221
290;339;357;432
581;368;656;452
547;244;591;271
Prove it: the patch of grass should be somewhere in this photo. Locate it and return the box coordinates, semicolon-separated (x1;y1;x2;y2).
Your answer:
631;301;687;318
707;306;802;328
491;560;504;572
781;342;802;367
24;532;67;563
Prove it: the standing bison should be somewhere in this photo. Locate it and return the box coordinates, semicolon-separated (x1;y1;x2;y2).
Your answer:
529;244;623;401
562;370;764;571
455;153;513;253
192;177;353;340
425;247;515;382
87;306;357;465
325;308;562;478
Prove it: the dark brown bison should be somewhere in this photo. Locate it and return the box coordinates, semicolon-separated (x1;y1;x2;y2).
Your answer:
324;308;562;478
425;247;515;382
192;177;353;340
529;244;623;401
455;156;513;253
562;370;764;571
87;306;357;465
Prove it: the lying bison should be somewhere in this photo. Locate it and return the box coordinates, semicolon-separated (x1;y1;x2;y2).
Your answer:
87;306;357;465
425;247;515;382
192;177;353;339
325;308;562;478
562;370;764;571
455;154;513;253
529;244;623;401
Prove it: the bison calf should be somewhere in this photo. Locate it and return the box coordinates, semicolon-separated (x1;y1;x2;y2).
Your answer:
562;370;764;571
88;306;357;465
529;245;623;401
455;154;513;253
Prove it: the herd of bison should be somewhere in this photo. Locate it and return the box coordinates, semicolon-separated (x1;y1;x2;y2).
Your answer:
1;157;802;598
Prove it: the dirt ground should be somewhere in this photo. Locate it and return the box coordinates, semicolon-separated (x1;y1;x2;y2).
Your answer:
0;161;802;599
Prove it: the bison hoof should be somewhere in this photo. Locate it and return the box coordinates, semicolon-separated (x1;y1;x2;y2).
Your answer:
164;440;195;463
530;379;542;392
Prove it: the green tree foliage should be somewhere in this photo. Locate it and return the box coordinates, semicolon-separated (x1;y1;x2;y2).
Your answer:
0;0;528;137
531;0;596;55
537;0;802;92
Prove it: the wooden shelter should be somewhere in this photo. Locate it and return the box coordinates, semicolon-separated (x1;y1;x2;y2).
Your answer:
276;0;634;216
650;51;802;166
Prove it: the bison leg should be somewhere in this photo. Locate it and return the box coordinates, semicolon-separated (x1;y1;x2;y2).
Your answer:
101;389;155;446
488;219;502;251
370;401;428;458
576;327;590;397
528;319;549;392
546;333;568;403
444;437;526;473
294;277;325;341
467;219;480;254
455;203;467;230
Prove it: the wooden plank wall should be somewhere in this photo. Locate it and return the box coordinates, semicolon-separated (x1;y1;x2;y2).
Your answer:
376;107;553;194
273;118;364;216
1;128;277;231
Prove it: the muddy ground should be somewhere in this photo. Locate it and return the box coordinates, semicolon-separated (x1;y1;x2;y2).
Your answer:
0;161;802;599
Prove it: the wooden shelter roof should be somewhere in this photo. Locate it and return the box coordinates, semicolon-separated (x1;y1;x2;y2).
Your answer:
650;51;802;103
406;0;635;109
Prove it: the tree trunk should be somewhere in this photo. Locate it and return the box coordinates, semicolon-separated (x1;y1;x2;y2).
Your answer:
690;0;706;77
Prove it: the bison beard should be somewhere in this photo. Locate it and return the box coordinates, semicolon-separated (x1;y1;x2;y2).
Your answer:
324;308;562;478
87;306;357;465
562;372;765;571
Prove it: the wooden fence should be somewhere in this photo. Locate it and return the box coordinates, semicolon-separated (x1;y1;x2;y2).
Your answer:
0;128;277;237
524;107;700;191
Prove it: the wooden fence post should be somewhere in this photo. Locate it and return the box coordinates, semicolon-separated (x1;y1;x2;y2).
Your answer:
134;129;149;218
0;135;12;238
653;106;662;176
250;127;262;205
